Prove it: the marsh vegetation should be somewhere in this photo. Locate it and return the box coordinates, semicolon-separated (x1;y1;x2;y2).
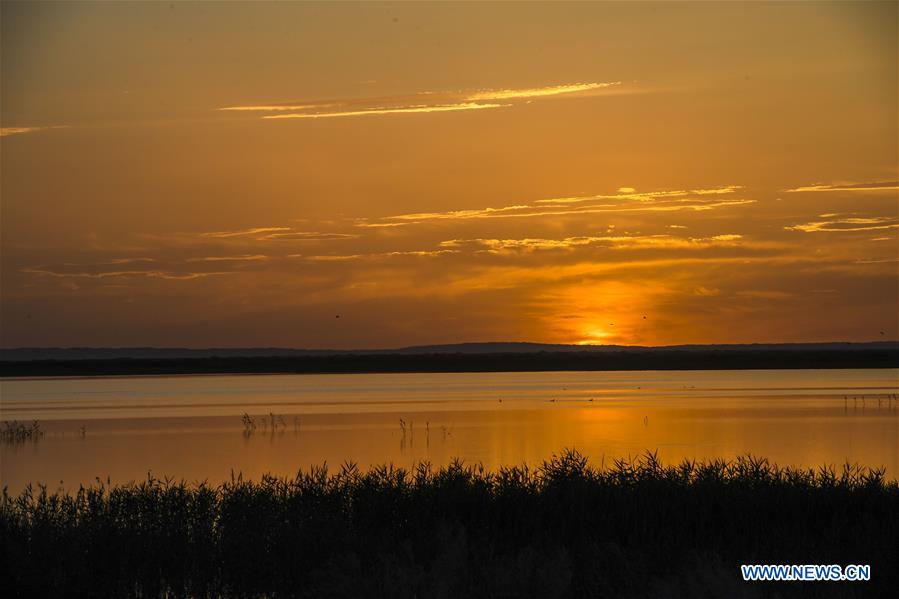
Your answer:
1;421;44;445
3;450;897;597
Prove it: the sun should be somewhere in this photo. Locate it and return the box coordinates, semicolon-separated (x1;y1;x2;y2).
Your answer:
576;325;613;346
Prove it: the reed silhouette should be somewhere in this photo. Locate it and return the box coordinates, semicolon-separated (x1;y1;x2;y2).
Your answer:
3;450;897;597
1;421;43;445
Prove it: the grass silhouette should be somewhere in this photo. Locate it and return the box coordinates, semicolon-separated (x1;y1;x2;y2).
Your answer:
3;450;897;597
1;421;43;445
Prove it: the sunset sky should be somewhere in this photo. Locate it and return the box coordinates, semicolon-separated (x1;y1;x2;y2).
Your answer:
1;1;897;348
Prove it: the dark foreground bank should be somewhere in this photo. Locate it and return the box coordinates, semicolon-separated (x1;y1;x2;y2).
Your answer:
3;346;898;377
3;451;897;598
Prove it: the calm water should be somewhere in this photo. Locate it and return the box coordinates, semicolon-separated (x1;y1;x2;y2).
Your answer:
1;369;897;492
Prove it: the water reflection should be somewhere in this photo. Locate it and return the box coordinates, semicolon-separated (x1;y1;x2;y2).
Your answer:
1;369;897;492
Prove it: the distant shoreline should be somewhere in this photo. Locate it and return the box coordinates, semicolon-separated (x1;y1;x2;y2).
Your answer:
2;347;897;377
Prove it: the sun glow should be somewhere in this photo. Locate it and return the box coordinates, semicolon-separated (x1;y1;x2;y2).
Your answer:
577;326;613;345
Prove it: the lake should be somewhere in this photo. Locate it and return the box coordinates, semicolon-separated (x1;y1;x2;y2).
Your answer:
1;369;897;492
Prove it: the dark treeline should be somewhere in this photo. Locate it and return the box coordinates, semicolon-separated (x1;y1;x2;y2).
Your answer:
2;348;898;377
3;451;897;598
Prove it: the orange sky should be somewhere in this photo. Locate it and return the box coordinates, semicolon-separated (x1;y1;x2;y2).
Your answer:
1;1;897;348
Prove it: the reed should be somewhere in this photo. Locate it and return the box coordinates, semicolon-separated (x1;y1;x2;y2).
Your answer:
1;420;44;444
2;450;897;597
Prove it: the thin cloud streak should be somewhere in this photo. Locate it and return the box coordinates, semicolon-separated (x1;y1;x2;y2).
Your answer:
259;232;358;240
354;221;414;228
218;104;340;112
1;125;69;137
186;254;269;262
106;258;157;265
786;216;899;233
263;102;504;120
290;249;457;262
201;227;290;238
198;227;355;241
379;199;756;223
466;82;619;101
535;185;742;205
221;81;622;121
439;234;745;253
784;181;899;193
20;267;234;281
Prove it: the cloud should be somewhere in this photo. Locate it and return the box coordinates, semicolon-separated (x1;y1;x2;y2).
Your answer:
283;232;751;266
465;82;619;101
853;258;899;264
201;227;291;238
186;254;269;262
258;231;358;241
221;81;622;122
1;125;68;137
435;255;817;297
374;198;755;224
292;254;364;262
439;234;745;253
693;286;721;297
440;237;603;252
784;181;899;193
56;258;157;267
218;104;340;112
785;216;899;233
198;227;354;241
291;249;457;262
354;221;414;228
735;290;795;300
20;267;233;281
535;185;741;205
384;204;533;222
263;102;504;120
105;258;157;265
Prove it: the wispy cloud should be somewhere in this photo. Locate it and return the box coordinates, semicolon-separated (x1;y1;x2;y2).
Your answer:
55;258;158;268
186;254;269;262
198;227;354;241
384;204;533;222
291;249;457;262
106;258;157;265
371;198;755;224
291;254;364;262
20;267;234;281
786;216;899;232
784;181;899;193
259;231;358;241
221;81;622;122
354;221;413;229
201;227;291;238
853;258;899;264
1;125;68;137
218;104;340;112
534;185;742;205
439;234;745;253
465;82;619;101
263;102;504;120
735;290;795;300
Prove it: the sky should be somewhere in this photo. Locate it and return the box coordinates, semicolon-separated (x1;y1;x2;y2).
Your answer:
1;1;897;348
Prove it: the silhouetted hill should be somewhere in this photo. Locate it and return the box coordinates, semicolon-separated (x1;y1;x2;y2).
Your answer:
2;341;897;361
1;342;897;376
